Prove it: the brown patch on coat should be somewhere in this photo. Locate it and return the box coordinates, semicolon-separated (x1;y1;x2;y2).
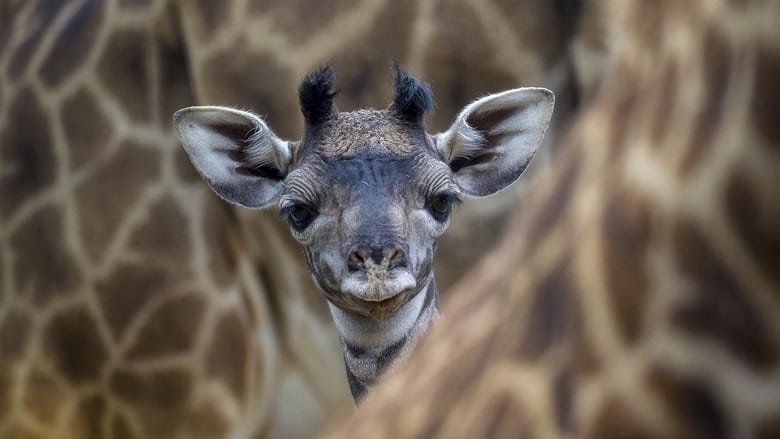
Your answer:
188;0;230;43
0;310;31;358
97;29;152;123
110;368;193;437
0;365;11;425
62;87;113;170
205;311;251;401
672;218;778;370
201;201;238;289
422;1;517;132
10;205;82;306
751;45;780;145
0;87;55;221
119;0;153;9
182;399;232;439
755;414;780;439
248;0;360;44
95;263;167;342
585;396;664;439
601;191;652;345
110;413;136;439
68;394;107;439
129;196;193;265
6;0;67;80
75;140;161;263
516;256;576;360
200;50;299;138
725;170;780;286
126;292;205;360
646;367;731;439
327;0;415;112
43;307;108;384
522;146;580;255
465;390;533;439
39;0;105;88
155;4;196;126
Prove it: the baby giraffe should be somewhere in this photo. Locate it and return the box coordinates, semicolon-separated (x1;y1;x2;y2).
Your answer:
174;66;553;400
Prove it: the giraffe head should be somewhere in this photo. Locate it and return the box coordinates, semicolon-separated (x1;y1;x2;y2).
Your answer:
174;66;553;320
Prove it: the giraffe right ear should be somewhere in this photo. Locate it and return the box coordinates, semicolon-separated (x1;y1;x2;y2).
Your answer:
173;106;292;208
434;88;554;197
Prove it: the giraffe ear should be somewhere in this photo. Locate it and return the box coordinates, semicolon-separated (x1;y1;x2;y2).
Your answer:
435;88;554;196
173;106;292;208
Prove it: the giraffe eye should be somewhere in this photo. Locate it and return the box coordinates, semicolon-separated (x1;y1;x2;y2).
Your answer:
427;193;461;222
281;204;318;231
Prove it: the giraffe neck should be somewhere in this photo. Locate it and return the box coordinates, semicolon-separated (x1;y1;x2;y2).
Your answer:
328;278;439;401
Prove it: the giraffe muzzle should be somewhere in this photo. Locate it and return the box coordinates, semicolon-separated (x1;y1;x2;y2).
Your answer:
340;268;417;303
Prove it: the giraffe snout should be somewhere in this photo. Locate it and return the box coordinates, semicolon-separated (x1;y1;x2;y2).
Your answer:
347;243;408;273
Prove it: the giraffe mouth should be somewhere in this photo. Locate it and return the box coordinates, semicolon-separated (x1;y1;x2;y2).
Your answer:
334;269;418;319
340;270;416;302
338;289;416;320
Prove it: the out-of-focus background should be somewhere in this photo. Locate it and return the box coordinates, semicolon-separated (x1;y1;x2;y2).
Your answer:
2;0;776;438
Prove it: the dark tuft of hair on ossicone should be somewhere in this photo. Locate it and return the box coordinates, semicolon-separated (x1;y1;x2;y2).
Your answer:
390;64;434;122
299;65;339;125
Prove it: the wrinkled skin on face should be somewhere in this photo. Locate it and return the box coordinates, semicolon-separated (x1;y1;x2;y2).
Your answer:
281;140;460;319
174;66;554;399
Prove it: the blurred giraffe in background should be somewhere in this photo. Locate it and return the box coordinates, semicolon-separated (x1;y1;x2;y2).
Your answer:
0;0;586;437
327;0;780;437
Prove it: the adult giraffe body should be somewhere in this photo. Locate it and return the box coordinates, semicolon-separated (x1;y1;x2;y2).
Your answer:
327;0;780;437
0;0;578;437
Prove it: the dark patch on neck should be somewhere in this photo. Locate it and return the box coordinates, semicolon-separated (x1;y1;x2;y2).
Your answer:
344;341;367;358
299;65;338;126
346;368;367;402
390;65;434;123
376;335;408;375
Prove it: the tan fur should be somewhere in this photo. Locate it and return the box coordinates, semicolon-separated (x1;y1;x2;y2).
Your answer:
0;0;579;437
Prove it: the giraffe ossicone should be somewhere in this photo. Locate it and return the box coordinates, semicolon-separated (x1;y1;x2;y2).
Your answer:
174;66;554;400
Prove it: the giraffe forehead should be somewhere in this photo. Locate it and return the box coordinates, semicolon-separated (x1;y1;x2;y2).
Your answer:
305;109;432;158
284;151;454;206
323;154;422;191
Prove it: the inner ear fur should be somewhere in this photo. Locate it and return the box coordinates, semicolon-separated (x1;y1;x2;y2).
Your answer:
435;87;555;197
173;106;292;208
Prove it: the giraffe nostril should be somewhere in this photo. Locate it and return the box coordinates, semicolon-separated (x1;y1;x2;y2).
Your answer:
347;248;370;272
347;244;407;272
386;246;407;270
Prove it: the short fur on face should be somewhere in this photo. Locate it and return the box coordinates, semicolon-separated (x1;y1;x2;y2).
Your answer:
175;65;554;312
175;66;554;399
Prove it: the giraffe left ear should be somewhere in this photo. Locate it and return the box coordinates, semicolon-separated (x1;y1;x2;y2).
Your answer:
435;88;554;196
173;106;292;208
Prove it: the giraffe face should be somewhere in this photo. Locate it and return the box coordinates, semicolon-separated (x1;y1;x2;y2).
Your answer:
280;138;457;320
174;67;554;320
